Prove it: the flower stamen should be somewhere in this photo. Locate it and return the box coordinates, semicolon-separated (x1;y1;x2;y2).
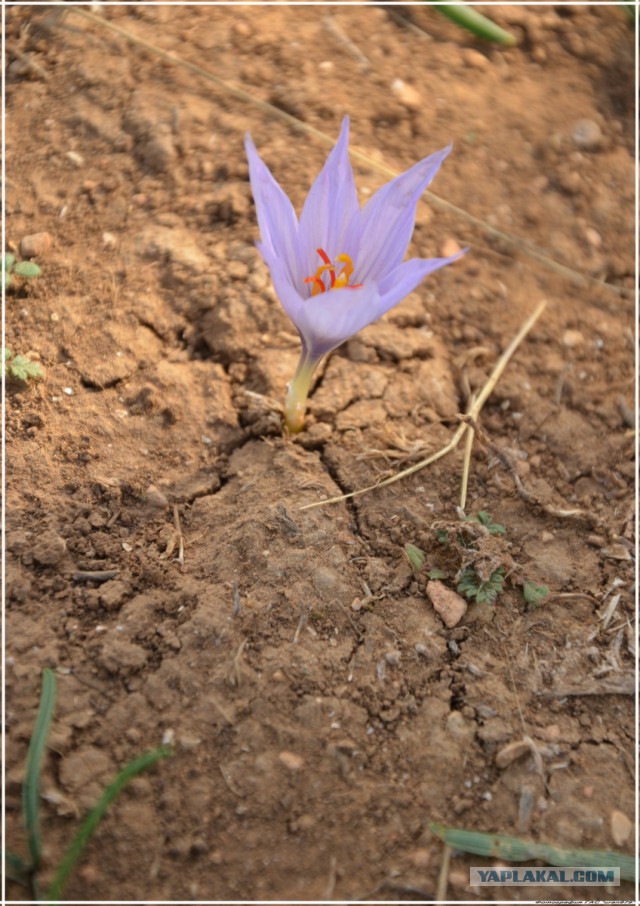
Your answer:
304;247;362;296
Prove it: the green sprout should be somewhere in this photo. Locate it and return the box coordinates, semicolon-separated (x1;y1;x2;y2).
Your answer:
437;4;517;46
457;566;506;605
3;253;41;289
404;543;426;572
4;348;43;383
523;579;551;608
463;510;506;536
4;668;171;901
430;822;635;883
405;512;550;610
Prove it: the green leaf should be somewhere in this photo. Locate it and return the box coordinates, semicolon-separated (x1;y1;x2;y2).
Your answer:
470;511;506;535
13;261;42;278
437;4;517;46
3;252;16;270
45;747;172;902
3;270;12;289
4;348;12;361
435;529;449;545
428;568;445;580
404;543;426;571
457;567;505;605
476;569;505;604
7;355;43;382
23;669;57;871
429;823;636;882
523;580;550;607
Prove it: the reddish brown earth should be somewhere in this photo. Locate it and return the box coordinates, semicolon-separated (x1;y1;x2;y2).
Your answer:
5;4;635;902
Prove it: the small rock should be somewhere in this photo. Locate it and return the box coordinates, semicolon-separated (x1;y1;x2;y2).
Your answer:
537;723;560;741
462;48;491;71
140;133;176;173
449;868;471;888
601;544;632;561
248;270;267;292
391;78;422;110
407;847;431;869
427;580;467;628
99;579;130;611
32;531;67;567
562;329;584;348
610;809;632;846
20;232;52;258
439;237;462;258
102;232;117;249
66;150;85;167
532;175;549;192
584;227;602;249
145;485;169;508
319;60;334;72
571;119;603;151
278;751;304;771
557;170;581;194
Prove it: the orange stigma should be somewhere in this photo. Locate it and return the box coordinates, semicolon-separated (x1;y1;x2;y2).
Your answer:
304;248;363;297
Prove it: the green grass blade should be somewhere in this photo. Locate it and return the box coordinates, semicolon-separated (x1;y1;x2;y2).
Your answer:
437;4;517;46
430;823;636;882
45;746;172;902
23;668;57;870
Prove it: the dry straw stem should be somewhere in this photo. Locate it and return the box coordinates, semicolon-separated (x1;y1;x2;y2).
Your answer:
459;392;477;510
302;298;548;510
67;6;631;303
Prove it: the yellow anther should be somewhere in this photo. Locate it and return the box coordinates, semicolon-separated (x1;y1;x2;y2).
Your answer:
304;249;361;296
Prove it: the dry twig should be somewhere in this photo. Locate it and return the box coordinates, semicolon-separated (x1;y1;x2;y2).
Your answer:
302;299;547;509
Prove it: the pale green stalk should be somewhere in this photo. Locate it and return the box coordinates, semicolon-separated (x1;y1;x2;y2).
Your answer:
284;350;321;434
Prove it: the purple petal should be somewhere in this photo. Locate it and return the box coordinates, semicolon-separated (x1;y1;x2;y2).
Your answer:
377;251;466;316
245;133;302;286
357;145;452;284
262;250;381;359
298;117;362;277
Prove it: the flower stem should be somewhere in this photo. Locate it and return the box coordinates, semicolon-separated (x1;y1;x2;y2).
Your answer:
284;351;320;434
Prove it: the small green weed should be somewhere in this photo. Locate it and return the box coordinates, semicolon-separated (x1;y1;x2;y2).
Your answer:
404;543;426;572
405;511;548;610
4;668;171;902
3;253;41;289
457;566;506;605
463;510;506;536
5;348;43;383
523;579;551;607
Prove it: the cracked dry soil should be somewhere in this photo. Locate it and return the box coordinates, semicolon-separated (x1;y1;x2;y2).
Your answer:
5;4;635;902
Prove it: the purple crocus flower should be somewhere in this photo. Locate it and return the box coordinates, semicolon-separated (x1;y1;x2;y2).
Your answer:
245;117;464;433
